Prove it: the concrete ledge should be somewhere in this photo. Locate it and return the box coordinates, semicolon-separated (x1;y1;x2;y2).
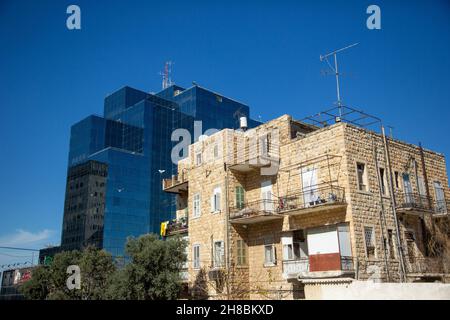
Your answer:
304;280;450;300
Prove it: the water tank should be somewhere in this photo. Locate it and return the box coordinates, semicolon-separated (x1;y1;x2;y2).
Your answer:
240;117;248;131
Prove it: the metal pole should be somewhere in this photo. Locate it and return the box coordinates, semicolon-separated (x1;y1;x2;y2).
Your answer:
372;138;391;281
381;126;407;282
334;53;341;109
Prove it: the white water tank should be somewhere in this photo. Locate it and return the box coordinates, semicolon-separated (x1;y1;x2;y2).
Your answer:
239;117;248;131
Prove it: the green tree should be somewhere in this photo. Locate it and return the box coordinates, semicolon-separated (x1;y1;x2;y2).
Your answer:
106;234;187;300
19;265;50;300
79;246;116;299
20;247;115;300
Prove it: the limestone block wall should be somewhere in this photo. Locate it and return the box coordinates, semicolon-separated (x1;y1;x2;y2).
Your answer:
168;114;450;299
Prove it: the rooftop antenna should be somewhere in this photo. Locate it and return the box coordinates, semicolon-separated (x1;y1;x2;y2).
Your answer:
320;43;359;118
159;61;174;90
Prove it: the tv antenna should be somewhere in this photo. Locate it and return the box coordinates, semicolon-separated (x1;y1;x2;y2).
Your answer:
320;43;358;115
159;61;174;90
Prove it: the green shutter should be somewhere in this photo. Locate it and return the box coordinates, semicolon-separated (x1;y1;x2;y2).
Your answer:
235;186;245;209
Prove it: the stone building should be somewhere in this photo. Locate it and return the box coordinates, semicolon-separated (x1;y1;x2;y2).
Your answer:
161;112;450;299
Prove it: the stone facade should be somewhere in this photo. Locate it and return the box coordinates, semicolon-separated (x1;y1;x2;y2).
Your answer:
163;114;450;299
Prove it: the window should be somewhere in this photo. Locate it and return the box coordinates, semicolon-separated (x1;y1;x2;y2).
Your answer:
195;152;202;166
418;177;426;197
213;144;219;159
364;226;376;258
214;241;225;268
379;168;388;195
357;163;368;191
282;241;294;260
394;171;400;189
260;134;270;156
235;186;245;210
211;187;221;213
387;229;395;259
193;194;201;218
405;230;416;263
236;239;247;266
282;230;307;261
434;181;447;213
181;236;189;269
193;244;200;269
264;244;276;266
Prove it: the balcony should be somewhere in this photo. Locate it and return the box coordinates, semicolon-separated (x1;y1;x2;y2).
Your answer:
396;192;433;216
407;257;447;276
163;216;188;237
282;258;309;279
162;174;188;194
228;140;279;173
283;256;354;280
180;269;189;282
229;199;284;224
278;185;346;216
433;199;449;218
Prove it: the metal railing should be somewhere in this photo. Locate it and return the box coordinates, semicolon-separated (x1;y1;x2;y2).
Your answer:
277;185;346;213
165;216;188;236
434;199;449;215
396;192;449;215
180;270;189;281
396;192;433;211
230;199;280;219
230;186;346;220
407;257;446;274
341;256;354;271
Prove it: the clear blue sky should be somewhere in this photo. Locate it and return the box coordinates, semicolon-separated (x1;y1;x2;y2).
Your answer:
0;0;449;265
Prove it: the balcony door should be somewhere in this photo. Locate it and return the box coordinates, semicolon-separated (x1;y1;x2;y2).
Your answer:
307;226;341;272
403;173;413;204
434;181;447;213
337;224;353;271
302;167;318;206
261;180;273;212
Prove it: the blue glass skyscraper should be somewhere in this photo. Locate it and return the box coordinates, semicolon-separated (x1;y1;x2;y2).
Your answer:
58;84;260;258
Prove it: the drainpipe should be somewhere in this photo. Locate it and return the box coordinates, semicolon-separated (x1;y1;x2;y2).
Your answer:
372;138;391;281
224;163;231;265
223;162;232;299
381;126;407;282
419;143;436;233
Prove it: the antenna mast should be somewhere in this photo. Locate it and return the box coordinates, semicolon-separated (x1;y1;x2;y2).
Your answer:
320;43;358;115
160;61;174;90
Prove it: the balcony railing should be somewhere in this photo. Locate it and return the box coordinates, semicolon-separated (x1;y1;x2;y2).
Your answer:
395;191;450;216
434;199;449;215
180;270;189;281
340;256;354;271
162;174;188;194
229;199;283;224
165;216;188;236
278;185;346;215
407;257;447;275
283;257;354;279
282;259;309;278
396;192;433;212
